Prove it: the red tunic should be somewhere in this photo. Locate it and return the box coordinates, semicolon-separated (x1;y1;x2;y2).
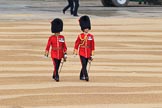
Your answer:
45;35;67;59
74;33;95;58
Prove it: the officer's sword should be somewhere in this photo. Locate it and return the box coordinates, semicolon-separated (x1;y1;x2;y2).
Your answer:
59;61;64;73
88;61;91;73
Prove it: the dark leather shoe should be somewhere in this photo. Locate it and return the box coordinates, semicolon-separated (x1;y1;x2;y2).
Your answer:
80;77;85;80
55;77;59;82
73;14;79;17
63;10;65;14
85;77;89;81
53;75;59;82
52;75;55;79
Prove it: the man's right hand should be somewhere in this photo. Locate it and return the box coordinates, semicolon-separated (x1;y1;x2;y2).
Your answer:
89;56;94;61
73;49;78;55
63;53;67;62
44;51;49;57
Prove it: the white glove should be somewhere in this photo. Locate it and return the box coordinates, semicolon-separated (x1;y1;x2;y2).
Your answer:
89;56;94;61
44;51;49;58
64;53;67;62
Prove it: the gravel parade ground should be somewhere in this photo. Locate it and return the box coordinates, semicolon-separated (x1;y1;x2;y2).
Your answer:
0;0;162;108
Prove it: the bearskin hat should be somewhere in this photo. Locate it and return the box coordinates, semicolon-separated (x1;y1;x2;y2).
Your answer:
79;15;91;31
51;18;63;33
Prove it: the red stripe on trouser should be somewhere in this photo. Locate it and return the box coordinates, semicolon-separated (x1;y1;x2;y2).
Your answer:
79;56;83;76
52;58;61;77
52;58;56;76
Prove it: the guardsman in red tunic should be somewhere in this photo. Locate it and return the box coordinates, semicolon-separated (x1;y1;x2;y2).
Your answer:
44;18;67;82
73;15;95;81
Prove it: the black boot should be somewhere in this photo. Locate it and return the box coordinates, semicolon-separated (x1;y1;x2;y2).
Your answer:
52;73;59;82
80;76;85;80
55;72;59;82
52;72;55;80
85;77;89;81
80;71;85;80
85;71;89;81
52;75;55;79
55;76;59;82
63;10;65;14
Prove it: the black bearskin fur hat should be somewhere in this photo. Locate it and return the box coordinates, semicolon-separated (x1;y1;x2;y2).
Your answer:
79;15;91;31
51;18;63;33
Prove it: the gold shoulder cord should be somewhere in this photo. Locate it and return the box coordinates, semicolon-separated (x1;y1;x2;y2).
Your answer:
79;34;87;46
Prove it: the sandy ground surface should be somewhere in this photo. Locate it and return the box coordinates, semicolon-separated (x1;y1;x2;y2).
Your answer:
0;0;162;108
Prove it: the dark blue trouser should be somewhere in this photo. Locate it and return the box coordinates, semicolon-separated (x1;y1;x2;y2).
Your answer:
53;58;61;78
80;56;88;78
